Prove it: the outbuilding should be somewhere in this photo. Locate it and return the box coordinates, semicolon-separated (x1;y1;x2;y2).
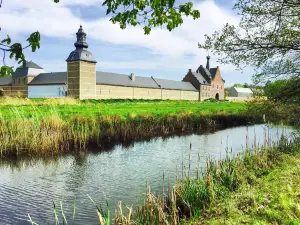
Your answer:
228;87;253;98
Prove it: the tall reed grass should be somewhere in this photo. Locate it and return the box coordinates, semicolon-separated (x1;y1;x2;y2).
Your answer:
0;108;255;158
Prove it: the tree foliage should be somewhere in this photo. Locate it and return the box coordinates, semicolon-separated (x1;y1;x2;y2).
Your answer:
199;0;300;85
264;78;300;104
1;0;200;77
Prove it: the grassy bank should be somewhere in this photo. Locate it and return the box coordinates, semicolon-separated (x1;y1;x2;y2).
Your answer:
188;154;300;224
0;98;252;158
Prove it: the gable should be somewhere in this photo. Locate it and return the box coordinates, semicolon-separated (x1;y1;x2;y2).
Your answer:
211;67;224;84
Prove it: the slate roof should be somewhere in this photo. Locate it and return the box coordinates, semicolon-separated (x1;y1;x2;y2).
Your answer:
20;61;43;69
96;71;160;89
0;76;12;86
66;49;96;63
13;61;44;77
25;70;198;91
153;77;197;91
209;68;217;79
28;72;67;85
191;72;210;85
196;65;212;83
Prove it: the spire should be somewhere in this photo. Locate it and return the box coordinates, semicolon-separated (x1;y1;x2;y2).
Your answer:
206;56;210;70
74;25;88;50
206;50;210;70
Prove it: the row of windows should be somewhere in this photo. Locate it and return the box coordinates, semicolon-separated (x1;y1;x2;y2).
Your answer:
212;84;223;90
202;92;210;97
13;78;27;85
203;86;210;91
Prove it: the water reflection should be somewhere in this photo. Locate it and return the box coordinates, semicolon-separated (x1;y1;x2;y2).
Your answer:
0;124;295;225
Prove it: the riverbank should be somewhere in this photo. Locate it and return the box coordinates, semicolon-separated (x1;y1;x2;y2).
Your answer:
115;134;300;225
187;153;300;224
24;126;299;225
0;98;253;158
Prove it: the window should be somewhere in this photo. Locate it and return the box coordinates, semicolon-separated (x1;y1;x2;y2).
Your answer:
24;78;26;84
206;92;207;97
208;87;210;91
202;92;204;97
221;85;222;90
18;79;20;84
212;84;214;88
217;85;219;89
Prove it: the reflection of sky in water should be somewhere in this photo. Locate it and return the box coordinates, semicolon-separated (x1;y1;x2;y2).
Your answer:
0;124;294;225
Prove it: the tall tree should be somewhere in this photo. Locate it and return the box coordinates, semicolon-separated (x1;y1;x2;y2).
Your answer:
0;0;200;76
199;0;300;85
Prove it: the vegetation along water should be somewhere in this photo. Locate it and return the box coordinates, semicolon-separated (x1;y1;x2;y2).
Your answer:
0;97;253;158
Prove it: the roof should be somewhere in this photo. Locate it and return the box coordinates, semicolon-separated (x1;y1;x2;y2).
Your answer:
26;70;197;91
29;72;67;85
17;61;43;69
66;49;96;63
191;72;210;85
196;65;212;83
153;77;197;91
13;61;44;77
96;71;160;89
234;87;253;93
209;68;217;79
0;76;12;86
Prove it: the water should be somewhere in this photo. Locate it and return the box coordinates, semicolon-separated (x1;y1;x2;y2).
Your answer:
0;124;295;225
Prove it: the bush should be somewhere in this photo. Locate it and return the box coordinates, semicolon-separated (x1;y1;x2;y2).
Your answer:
0;88;4;97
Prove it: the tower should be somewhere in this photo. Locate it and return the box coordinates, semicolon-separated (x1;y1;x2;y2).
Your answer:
66;25;97;99
206;55;210;70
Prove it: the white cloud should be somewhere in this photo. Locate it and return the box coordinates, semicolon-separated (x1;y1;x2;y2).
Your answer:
0;0;251;84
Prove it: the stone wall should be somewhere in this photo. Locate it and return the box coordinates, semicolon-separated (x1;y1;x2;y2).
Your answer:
67;61;96;99
96;85;199;100
0;85;28;97
200;84;211;101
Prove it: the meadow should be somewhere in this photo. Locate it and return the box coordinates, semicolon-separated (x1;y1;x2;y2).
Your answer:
0;97;246;120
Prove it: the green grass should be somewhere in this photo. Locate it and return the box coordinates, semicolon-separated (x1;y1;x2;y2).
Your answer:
186;154;300;225
0;97;246;120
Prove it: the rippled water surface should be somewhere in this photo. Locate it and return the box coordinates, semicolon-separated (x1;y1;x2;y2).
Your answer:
0;124;295;225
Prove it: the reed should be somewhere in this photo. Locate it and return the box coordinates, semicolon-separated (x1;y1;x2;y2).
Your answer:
0;107;255;158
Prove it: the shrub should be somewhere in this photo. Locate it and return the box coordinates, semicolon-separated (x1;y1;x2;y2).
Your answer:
0;88;4;97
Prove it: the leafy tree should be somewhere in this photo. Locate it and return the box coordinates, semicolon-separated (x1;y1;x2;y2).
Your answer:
264;78;300;104
1;0;200;76
243;83;249;88
199;0;300;86
233;83;243;88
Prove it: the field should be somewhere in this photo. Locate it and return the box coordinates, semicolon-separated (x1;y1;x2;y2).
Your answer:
0;97;246;120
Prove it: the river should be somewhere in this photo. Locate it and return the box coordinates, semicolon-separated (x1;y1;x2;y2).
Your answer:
0;124;295;225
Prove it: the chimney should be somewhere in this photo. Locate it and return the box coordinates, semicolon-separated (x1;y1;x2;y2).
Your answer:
206;55;210;70
188;69;192;72
130;73;135;81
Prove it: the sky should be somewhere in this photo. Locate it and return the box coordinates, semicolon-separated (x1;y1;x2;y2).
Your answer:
0;0;254;87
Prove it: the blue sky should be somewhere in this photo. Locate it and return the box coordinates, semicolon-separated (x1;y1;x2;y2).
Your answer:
0;0;254;87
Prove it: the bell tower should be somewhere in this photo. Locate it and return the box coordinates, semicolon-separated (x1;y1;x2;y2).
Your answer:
66;25;97;99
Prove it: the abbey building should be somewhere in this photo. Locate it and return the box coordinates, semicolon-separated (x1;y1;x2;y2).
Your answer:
0;26;225;101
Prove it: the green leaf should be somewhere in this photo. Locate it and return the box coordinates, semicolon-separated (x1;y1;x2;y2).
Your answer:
1;35;11;45
0;66;14;77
